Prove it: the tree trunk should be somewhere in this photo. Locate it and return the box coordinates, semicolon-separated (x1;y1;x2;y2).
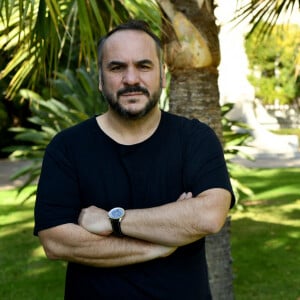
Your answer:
169;67;234;300
206;218;234;300
169;68;222;135
158;0;234;298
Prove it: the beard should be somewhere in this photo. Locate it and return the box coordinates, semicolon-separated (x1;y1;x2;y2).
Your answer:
101;79;162;120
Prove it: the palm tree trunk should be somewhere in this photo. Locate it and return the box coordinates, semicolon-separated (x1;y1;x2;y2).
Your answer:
169;67;234;300
158;0;234;298
206;218;234;300
169;68;222;135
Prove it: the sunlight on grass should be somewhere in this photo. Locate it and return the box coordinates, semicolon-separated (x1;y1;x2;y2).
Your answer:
287;230;300;238
32;245;45;255
250;186;300;201
231;167;300;300
31;244;47;258
0;187;65;300
232;200;300;227
264;238;289;249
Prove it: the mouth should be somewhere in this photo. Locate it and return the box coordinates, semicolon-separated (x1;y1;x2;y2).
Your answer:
117;86;150;98
121;92;144;97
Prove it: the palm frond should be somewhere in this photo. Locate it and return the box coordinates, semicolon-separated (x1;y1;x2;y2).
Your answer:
0;0;131;98
233;0;299;39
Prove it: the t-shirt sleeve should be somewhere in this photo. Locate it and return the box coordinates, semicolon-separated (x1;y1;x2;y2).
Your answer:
34;133;81;235
183;120;235;208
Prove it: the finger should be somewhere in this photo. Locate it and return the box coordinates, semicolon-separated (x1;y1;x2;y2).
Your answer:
177;192;187;201
186;192;193;199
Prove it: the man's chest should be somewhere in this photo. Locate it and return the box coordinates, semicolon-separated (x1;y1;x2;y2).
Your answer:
76;145;184;210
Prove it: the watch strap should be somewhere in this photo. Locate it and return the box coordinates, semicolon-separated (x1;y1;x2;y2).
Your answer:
110;219;124;237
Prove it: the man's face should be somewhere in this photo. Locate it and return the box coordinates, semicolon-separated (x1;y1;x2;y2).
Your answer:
99;30;166;119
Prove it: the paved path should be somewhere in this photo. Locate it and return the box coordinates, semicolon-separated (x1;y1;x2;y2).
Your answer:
0;159;32;190
231;154;300;168
1;154;300;190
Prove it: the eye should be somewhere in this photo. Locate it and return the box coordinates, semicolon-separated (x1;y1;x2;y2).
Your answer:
110;65;124;72
107;62;127;72
139;63;152;71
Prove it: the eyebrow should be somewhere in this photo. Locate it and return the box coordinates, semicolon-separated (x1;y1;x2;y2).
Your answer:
136;59;154;66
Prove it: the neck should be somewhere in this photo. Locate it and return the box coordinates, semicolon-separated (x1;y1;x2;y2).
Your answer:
97;106;161;145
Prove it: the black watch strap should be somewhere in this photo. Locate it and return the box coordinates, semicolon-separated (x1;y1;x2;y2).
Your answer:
110;219;124;237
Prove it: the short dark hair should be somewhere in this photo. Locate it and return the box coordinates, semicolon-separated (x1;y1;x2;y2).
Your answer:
97;20;162;69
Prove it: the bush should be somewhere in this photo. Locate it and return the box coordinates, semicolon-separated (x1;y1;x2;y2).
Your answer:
4;67;107;200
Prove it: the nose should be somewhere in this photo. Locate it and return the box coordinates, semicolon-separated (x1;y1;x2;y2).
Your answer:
122;66;139;85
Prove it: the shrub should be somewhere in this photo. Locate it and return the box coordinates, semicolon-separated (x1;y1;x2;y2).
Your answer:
4;67;107;200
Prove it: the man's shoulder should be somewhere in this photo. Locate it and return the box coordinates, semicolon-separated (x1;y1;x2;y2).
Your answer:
48;117;97;148
162;111;212;134
59;116;96;136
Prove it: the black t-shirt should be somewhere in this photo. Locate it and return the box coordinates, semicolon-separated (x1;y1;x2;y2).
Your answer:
34;111;234;299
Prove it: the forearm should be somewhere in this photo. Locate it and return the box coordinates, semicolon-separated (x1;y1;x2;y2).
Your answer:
122;188;231;246
38;223;176;267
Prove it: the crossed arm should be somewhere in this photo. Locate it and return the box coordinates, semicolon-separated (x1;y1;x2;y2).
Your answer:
38;188;231;268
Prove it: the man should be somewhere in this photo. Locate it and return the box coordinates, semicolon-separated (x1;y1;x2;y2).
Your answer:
34;20;235;299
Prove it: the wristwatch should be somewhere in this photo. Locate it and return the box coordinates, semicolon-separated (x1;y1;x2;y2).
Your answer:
108;207;125;236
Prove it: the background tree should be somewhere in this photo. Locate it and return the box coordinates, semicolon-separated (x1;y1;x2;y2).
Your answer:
245;22;300;106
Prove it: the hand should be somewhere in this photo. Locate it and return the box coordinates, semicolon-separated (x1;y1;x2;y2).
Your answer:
78;206;112;236
177;192;193;201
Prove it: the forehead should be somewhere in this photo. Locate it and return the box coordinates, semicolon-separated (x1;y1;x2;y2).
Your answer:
102;30;158;62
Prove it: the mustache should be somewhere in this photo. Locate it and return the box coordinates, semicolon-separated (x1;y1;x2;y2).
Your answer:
117;86;150;98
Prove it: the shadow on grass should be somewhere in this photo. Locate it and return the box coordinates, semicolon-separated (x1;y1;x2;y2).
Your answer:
0;216;34;229
284;209;300;220
234;167;300;206
0;199;65;300
0;204;33;216
231;217;300;300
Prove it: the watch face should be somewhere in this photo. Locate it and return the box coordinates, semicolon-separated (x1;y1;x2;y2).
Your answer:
108;207;125;220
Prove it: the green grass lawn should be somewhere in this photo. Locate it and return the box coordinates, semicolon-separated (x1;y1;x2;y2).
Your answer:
0;188;65;300
0;167;300;299
231;167;300;300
